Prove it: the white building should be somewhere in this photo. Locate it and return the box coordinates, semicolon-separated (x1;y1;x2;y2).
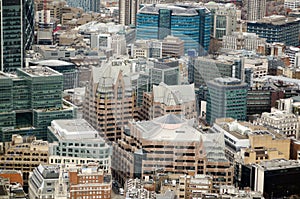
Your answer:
244;57;268;78
28;164;66;199
48;119;111;170
255;109;299;139
205;2;237;39
284;0;300;9
222;32;267;51
285;46;300;67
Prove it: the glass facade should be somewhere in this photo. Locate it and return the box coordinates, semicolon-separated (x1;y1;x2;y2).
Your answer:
206;78;248;125
247;19;300;46
136;5;211;54
0;0;34;72
0;68;75;142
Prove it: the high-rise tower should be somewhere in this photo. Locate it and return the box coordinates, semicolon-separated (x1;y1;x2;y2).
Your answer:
0;0;34;72
243;0;266;21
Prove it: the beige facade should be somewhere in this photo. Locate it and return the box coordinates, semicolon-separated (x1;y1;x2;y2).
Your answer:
83;62;134;142
140;83;196;121
241;133;290;164
0;135;49;187
162;36;184;58
178;175;213;198
112;114;233;192
255;109;299;138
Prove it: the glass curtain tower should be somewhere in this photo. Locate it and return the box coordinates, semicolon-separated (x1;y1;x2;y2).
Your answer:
0;0;34;72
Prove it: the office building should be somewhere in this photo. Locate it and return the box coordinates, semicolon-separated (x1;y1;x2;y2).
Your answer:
28;162;112;199
66;0;101;12
128;40;162;59
119;0;138;25
47;119;111;170
140;83;196;120
150;60;180;86
238;159;300;198
68;164;112;199
0;0;34;72
284;0;300;9
285;46;300;67
222;32;267;51
255;109;299;138
112;114;233;192
124;178;156;199
0;134;49;190
83;61;134;142
136;4;211;53
178;175;213;198
247;15;300;46
243;0;266;21
28;164;62;199
205;2;237;39
0;66;76;142
162;36;184;58
214;118;290;164
206;77;247;125
29;60;79;90
188;56;235;88
247;87;271;117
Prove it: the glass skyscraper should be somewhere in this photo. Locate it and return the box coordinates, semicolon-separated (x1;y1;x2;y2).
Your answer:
136;4;211;54
0;0;34;72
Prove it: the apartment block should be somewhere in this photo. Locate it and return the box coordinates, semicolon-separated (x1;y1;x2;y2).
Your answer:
140;83;196;120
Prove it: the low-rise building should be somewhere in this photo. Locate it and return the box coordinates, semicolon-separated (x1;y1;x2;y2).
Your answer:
255;109;299;138
0;135;48;189
178;175;213;198
222;32;267;51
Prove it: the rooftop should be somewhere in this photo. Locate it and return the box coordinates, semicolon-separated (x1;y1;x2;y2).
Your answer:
31;60;75;67
251;15;300;25
50;119;105;141
258;159;300;170
134;114;201;142
153;83;195;106
138;4;209;16
19;66;62;77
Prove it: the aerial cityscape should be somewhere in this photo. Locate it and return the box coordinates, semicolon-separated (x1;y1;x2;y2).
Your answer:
0;0;300;198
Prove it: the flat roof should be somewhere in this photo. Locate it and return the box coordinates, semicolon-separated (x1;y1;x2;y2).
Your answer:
20;66;62;77
259;159;300;170
32;60;75;67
